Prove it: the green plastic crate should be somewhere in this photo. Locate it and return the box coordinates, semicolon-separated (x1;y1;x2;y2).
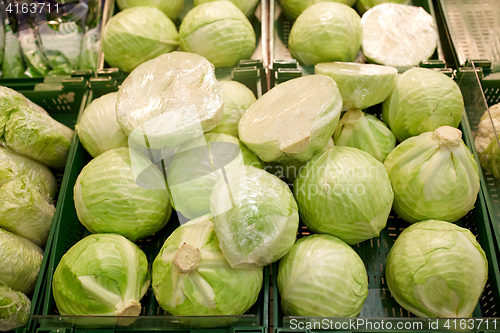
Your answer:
27;67;270;333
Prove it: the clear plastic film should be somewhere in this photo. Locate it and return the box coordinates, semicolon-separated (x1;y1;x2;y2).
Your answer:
2;2;25;78
79;0;103;72
210;165;299;268
238;74;342;163
0;281;31;332
315;62;398;110
0;228;43;295
152;215;263;316
361;3;438;69
18;13;50;77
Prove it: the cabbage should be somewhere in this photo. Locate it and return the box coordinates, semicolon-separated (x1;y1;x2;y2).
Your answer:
102;7;179;73
117;52;224;149
479;135;500;178
179;1;256;68
52;233;149;316
168;133;263;220
194;0;260;18
0;177;55;247
152;216;263;315
279;0;356;21
294;146;394;244
74;148;172;241
384;126;480;223
355;0;410;15
288;3;361;66
19;27;50;77
0;228;43;294
0;282;31;332
333;109;396;162
382;68;464;142
239;75;342;163
361;3;438;68
315;62;398;109
211;165;299;268
3;24;25;78
208;81;256;137
278;234;368;316
0;86;48;133
0;146;56;199
386;220;487;317
116;0;185;20
76;92;128;158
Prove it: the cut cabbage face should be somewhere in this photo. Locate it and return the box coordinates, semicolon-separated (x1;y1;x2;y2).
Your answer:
239;75;342;163
361;3;438;68
315;62;397;110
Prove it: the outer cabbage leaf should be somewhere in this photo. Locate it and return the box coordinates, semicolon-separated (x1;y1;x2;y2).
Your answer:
194;0;260;18
116;0;185;20
279;0;356;21
0;282;31;332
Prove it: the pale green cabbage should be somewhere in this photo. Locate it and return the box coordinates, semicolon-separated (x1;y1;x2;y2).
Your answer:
0;228;43;294
152;216;263;315
384;126;480;223
52;233;149;316
179;1;256;68
168;133;263;220
0;282;31;332
386;220;487;318
116;0;185;20
194;0;260;18
382;68;464;142
76;92;128;158
294;146;394;245
288;3;361;66
74;148;172;241
355;0;410;15
3;24;25;78
211;165;299;268
102;7;179;73
208;81;256;137
315;62;397;109
278;234;368;316
475;103;500;178
279;0;356;21
333;109;396;162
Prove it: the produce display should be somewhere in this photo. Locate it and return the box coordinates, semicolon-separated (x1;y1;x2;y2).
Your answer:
475;102;500;178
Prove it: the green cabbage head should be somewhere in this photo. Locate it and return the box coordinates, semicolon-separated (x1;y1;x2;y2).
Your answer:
0;228;43;294
288;3;361;66
211;165;299;268
53;233;149;316
76;92;128;158
386;220;487;317
152;216;263;315
74;148;172;241
355;0;409;15
179;1;256;67
294;146;394;245
382;68;464;142
0;282;31;332
278;234;368;316
102;7;179;73
384;126;479;223
116;0;185;20
334;109;396;162
279;0;356;21
194;0;260;18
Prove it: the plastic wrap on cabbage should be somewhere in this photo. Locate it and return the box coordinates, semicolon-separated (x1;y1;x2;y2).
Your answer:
279;0;356;21
194;0;260;18
386;220;487;317
315;62;397;110
116;52;223;149
384;126;479;223
53;233;149;316
74;148;172;242
211;165;299;268
288;3;361;66
169;133;263;220
102;7;179;73
0;86;47;132
179;1;256;68
79;0;102;71
382;68;464;142
0;176;55;247
239;75;342;163
0;11;4;68
334;109;396;162
152;215;263;315
294;146;394;244
0;282;31;332
208;81;257;137
76;92;128;158
3;13;25;78
19;17;49;77
475;103;500;178
116;0;185;21
355;0;410;15
361;3;438;69
278;234;368;317
0;228;43;294
0;145;56;199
